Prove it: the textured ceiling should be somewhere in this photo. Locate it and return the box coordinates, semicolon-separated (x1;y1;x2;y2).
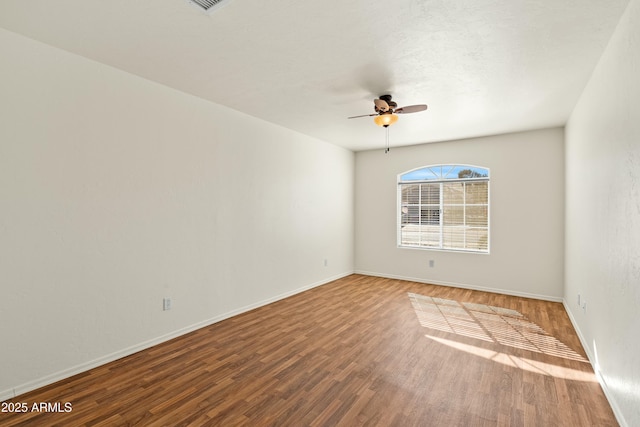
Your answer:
0;0;630;151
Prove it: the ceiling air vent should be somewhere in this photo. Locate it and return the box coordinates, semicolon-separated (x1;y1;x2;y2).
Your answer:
188;0;232;13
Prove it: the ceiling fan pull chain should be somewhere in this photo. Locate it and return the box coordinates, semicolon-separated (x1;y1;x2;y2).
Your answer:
385;127;390;153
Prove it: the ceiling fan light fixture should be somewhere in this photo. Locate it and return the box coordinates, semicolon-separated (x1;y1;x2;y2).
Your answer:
374;113;398;127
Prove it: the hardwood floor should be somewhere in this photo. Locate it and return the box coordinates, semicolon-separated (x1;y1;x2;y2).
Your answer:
1;275;617;426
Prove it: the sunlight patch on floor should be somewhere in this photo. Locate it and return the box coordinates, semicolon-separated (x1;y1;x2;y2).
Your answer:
408;293;588;362
424;335;596;382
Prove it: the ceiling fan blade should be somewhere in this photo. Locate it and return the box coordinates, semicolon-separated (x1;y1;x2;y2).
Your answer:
347;113;377;119
374;98;390;112
395;104;428;114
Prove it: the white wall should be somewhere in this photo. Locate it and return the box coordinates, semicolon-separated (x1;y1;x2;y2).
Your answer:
565;0;640;424
355;128;565;300
0;28;354;399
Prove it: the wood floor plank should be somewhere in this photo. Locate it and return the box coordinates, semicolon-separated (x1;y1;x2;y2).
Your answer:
1;274;618;426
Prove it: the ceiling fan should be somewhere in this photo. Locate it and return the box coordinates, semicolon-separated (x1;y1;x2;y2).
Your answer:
348;95;428;152
348;94;428;127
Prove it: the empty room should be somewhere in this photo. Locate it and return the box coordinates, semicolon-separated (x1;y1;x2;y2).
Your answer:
1;0;638;426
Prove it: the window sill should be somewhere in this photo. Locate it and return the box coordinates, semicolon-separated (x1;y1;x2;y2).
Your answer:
397;245;490;255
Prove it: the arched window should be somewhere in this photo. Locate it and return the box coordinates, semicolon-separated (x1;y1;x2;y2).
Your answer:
398;165;489;252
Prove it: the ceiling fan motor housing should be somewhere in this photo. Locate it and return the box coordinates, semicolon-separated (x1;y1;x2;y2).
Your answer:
376;95;397;113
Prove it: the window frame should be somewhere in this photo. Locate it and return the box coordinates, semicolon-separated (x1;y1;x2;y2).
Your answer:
397;164;490;254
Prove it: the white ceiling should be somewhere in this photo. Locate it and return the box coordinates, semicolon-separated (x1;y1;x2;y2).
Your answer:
0;0;630;151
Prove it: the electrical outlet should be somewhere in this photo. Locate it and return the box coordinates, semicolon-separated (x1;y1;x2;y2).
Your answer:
578;294;581;306
429;260;435;268
324;259;328;267
163;298;172;311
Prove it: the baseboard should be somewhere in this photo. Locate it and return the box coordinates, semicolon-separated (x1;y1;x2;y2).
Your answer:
354;270;563;302
1;271;353;402
562;299;628;427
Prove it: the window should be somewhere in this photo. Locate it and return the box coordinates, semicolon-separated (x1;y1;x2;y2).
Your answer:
398;165;489;253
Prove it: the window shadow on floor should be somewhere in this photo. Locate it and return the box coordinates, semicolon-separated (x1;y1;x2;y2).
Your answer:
408;292;595;381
